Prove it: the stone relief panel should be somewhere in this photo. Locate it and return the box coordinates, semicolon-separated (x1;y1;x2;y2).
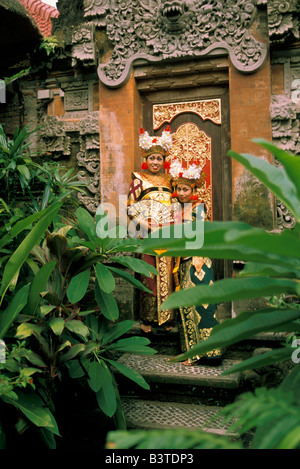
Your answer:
41;116;71;157
95;0;268;87
265;0;299;43
61;80;95;113
77;113;101;213
53;0;97;66
40;113;100;213
52;0;269;87
53;1;299;88
271;56;300;230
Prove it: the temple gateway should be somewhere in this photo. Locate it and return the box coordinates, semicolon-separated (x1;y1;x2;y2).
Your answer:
0;0;299;320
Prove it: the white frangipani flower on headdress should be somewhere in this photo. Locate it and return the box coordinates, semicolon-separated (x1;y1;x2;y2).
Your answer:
183;163;202;180
169;159;183;178
169;159;202;182
139;125;172;157
170;158;203;201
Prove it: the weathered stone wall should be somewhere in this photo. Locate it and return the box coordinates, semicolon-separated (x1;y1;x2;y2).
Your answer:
270;56;300;230
229;7;274;229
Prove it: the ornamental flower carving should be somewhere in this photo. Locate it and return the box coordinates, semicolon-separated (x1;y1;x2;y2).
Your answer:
94;0;268;87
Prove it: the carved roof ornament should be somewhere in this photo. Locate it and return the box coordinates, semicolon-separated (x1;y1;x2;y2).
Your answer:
90;0;268;88
266;0;299;43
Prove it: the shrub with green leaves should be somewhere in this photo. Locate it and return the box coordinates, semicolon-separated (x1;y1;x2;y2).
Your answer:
123;139;300;449
0;205;155;448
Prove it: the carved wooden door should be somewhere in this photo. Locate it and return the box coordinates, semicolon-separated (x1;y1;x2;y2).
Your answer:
153;99;222;222
147;96;231;287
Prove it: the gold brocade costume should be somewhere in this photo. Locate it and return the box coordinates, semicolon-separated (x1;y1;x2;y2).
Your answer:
127;171;175;326
128;172;173;206
176;202;223;363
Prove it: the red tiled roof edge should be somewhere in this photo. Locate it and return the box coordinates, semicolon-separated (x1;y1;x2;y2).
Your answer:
19;0;59;37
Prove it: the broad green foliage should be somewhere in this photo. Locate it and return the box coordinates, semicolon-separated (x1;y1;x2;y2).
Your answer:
130;140;300;449
0;205;156;447
139;140;300;366
0;125;86;217
0;203;62;446
0;126;155;448
106;428;242;450
0;125;37;204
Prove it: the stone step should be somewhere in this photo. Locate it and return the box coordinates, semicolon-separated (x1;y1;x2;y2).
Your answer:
125;322;288;358
117;353;241;389
121;398;236;437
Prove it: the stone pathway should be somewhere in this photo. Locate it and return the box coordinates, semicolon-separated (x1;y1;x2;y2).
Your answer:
115;352;241;437
112;325;287;442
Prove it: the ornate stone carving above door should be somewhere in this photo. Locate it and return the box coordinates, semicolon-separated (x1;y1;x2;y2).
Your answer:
94;0;268;87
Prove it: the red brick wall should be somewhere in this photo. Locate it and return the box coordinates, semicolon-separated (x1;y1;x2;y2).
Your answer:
229;56;273;196
99;73;142;219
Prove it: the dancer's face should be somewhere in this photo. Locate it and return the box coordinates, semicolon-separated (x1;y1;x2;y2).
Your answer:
146;153;164;174
177;184;193;204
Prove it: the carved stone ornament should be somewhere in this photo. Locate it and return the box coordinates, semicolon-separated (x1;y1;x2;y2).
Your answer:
93;0;268;88
40;113;100;214
266;0;300;43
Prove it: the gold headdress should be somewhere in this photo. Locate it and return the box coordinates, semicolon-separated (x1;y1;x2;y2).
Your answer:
139;126;172;169
169;158;205;200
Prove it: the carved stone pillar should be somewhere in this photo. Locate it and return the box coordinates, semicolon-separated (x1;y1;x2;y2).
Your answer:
39;76;101;213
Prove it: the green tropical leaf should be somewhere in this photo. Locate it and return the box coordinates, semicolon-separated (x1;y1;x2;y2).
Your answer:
4;390;60;435
66;359;86;378
139;221;300;269
107;266;152;293
240;261;300;279
253;139;300;201
253;414;300;449
110;256;158;277
222;347;292;375
49;317;65;336
279;364;300;401
95;363;116;417
64;320;89;339
0;208;53;251
162;276;300;310
40;428;57;449
24;260;56;315
15;322;46;339
106;358;150;390
25;350;47;368
105;336;157;355
66;268;91;303
170;308;300;363
87;360;107;393
101;320;135;346
0;203;61;301
95;280;119;321
59;344;86;362
0;284;29;339
278;425;300;449
95;263;115;294
112;380;127;430
228;148;300;221
17;164;31;182
76;207;96;240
